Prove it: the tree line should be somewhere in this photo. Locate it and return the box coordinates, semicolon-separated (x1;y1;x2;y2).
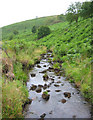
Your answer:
66;1;93;23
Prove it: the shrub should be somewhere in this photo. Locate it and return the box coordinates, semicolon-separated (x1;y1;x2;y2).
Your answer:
37;26;51;39
13;30;19;35
32;26;37;33
9;35;13;40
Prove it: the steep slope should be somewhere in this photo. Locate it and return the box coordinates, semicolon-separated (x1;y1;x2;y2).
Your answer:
37;17;92;102
2;15;65;40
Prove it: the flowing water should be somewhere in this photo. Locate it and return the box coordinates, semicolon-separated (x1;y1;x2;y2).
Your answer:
24;52;91;119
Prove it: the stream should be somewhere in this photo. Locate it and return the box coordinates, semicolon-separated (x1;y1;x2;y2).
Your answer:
23;52;91;119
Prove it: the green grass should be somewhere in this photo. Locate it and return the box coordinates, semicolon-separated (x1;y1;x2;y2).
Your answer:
2;80;28;118
2;15;65;40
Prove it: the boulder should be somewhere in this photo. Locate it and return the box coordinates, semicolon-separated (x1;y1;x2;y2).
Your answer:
61;99;66;103
36;87;42;93
56;81;61;83
38;84;43;88
48;67;54;70
43;74;49;81
47;90;50;92
58;76;61;79
54;84;60;87
61;83;64;86
30;85;37;90
35;60;40;64
39;70;47;73
42;93;50;101
43;84;48;90
31;73;36;77
43;65;46;67
55;90;61;92
64;92;71;98
37;64;41;68
40;113;46;119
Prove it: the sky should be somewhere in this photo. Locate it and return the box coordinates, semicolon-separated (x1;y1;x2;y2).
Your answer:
0;0;90;27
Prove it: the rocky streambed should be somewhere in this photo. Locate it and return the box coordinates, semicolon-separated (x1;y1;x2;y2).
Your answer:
23;52;91;119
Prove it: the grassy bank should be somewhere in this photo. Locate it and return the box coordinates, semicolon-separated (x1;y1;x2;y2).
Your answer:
2;37;47;118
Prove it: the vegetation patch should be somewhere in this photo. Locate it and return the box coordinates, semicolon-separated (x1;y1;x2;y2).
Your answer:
2;80;28;118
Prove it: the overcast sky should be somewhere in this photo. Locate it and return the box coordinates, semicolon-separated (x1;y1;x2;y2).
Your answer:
0;0;90;27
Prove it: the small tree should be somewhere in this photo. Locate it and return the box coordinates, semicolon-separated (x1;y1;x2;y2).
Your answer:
37;26;51;39
80;1;93;19
66;13;75;24
13;30;19;35
66;2;82;23
32;26;37;33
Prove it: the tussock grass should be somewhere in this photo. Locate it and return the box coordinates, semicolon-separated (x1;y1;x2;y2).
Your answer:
2;80;28;118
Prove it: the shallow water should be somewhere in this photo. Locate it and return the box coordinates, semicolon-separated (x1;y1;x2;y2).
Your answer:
24;53;91;119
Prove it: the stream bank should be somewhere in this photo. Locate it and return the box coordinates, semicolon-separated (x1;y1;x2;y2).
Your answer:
23;52;91;119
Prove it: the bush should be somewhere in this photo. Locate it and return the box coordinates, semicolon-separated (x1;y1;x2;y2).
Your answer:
13;30;19;35
37;26;51;39
32;26;37;33
9;35;13;40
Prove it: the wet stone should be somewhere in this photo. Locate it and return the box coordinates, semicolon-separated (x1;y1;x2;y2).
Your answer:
22;98;32;110
38;100;41;102
54;84;60;87
49;111;53;114
37;64;41;68
51;78;54;81
83;101;87;104
30;85;37;90
43;65;46;67
47;83;52;88
35;60;40;64
64;92;71;98
40;113;46;119
48;70;52;72
38;84;43;88
56;81;61;83
48;67;54;70
50;79;54;84
61;83;64;86
51;80;54;84
39;70;47;74
55;90;61;92
72;115;76;118
42;93;50;101
30;73;36;77
61;99;66;103
43;74;49;81
30;112;34;114
77;91;80;94
50;54;54;57
58;76;61;79
54;68;60;73
36;87;42;93
41;53;46;57
43;84;48;90
47;90;50;92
